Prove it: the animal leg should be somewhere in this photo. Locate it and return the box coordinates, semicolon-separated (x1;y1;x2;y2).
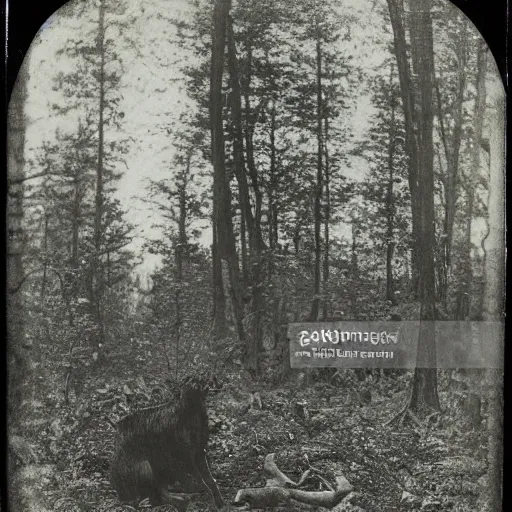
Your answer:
192;452;225;509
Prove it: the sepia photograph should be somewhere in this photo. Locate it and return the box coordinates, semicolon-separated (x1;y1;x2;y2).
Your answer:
7;0;506;511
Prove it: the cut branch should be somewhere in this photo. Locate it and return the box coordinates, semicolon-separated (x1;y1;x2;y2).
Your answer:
234;453;352;509
264;453;301;487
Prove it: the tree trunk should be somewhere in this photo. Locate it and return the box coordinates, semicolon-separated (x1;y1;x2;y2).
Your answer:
242;43;264;235
211;221;228;339
72;176;80;270
70;169;81;300
409;0;439;412
386;64;397;304
322;116;330;320
8;56;30;429
7;54;37;512
226;17;259;248
91;0;107;350
481;70;505;512
434;21;468;307
210;26;228;338
268;97;278;285
210;0;245;346
106;250;111;287
174;152;191;379
270;99;279;251
458;40;487;319
386;0;421;295
269;98;278;251
240;205;248;282
40;214;50;306
351;221;358;277
226;14;266;374
309;20;323;322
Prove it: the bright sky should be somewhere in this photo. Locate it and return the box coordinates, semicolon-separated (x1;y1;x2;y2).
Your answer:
20;0;501;285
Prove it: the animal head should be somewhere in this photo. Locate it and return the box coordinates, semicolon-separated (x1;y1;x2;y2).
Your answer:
179;375;210;402
179;373;222;394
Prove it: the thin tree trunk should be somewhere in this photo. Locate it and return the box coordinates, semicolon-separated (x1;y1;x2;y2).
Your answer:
268;97;280;284
434;22;468;307
240;205;248;282
211;221;228;338
351;222;359;277
71;169;80;299
226;17;258;248
386;66;397;304
386;0;421;295
64;172;80;326
106;250;111;287
270;99;279;250
226;14;265;373
40;214;49;306
269;98;277;251
322;116;330;320
92;0;106;349
210;0;245;346
309;20;323;322
242;43;264;234
272;204;278;248
458;40;487;319
72;177;80;269
293;220;301;255
174;153;190;380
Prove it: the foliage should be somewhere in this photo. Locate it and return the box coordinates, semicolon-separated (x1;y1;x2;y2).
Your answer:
8;0;502;510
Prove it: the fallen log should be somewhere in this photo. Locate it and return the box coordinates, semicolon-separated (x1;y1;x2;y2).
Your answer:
264;453;309;487
234;453;353;509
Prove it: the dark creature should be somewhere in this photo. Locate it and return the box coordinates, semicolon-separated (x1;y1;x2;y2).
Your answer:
110;376;224;510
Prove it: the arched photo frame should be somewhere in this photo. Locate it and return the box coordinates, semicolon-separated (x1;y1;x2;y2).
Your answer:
6;1;507;511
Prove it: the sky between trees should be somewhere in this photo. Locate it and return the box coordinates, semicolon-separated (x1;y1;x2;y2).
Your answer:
20;0;501;286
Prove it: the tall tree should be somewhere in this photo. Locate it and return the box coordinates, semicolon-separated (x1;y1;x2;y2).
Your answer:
384;68;398;303
210;0;246;347
386;0;422;294
457;40;487;319
434;15;469;307
360;59;410;304
8;58;30;432
91;0;108;347
322;115;331;317
226;14;267;372
309;9;324;322
409;0;439;411
482;68;505;512
283;0;353;320
146;139;209;376
386;0;440;421
7;54;54;512
50;0;133;351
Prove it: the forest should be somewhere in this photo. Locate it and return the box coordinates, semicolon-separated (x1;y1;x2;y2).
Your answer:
7;0;505;511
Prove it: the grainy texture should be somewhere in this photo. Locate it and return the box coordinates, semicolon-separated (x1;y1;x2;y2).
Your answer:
110;377;224;508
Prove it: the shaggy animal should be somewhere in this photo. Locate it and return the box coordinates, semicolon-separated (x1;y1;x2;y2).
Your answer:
110;376;224;509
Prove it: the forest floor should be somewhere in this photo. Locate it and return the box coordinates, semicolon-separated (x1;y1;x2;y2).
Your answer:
20;371;489;512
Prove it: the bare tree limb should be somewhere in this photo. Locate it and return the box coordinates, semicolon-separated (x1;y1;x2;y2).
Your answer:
8;170;59;186
234;453;352;509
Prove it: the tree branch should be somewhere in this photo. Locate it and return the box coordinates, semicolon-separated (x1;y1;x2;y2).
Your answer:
234;453;352;510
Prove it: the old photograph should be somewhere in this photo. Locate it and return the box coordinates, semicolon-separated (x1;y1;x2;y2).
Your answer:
7;0;505;511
